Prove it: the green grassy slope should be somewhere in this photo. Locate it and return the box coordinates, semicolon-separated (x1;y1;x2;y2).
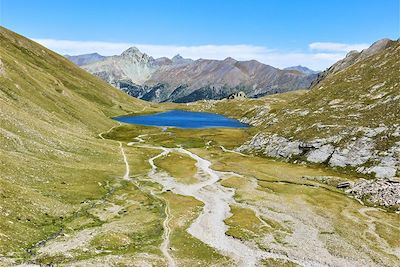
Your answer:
0;26;156;260
253;40;400;177
187;41;400;178
265;41;400;141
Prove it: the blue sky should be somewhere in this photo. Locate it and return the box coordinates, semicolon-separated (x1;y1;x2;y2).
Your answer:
1;0;399;69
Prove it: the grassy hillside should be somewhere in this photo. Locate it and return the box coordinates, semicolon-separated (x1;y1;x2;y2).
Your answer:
188;41;400;178
0;26;160;260
264;41;400;142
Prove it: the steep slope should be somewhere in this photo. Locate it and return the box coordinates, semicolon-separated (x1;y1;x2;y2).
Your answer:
79;47;315;103
239;39;400;178
65;52;106;66
0;26;152;259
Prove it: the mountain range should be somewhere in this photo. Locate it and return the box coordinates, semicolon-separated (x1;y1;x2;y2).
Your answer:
67;48;318;102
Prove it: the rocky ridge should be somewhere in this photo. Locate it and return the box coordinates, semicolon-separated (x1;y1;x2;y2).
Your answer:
311;38;396;87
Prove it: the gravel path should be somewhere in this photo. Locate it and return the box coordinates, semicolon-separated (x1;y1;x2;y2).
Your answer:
138;143;303;266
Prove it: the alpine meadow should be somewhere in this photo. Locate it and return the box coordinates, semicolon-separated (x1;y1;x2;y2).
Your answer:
0;1;399;266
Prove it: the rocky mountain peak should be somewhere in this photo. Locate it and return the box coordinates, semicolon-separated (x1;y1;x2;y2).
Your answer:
223;57;237;64
121;46;150;61
172;54;184;61
360;38;394;58
171;54;193;65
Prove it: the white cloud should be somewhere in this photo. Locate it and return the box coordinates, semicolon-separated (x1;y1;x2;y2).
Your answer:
32;38;133;56
255;52;346;71
309;42;370;52
32;38;371;70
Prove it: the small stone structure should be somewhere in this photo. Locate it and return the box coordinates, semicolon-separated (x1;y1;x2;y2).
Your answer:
227;91;247;100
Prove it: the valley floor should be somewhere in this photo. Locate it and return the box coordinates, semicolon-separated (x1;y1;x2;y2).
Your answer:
14;123;399;267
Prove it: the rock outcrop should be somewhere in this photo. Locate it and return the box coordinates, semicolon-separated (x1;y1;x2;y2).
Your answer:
239;127;399;179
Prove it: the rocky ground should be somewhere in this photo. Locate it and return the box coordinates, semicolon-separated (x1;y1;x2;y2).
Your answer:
346;178;400;209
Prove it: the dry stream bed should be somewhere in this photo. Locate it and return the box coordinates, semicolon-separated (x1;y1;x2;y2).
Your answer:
25;124;400;266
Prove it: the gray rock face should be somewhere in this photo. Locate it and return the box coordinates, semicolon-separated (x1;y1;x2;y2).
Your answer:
357;142;400;178
239;132;399;179
367;166;397;179
240;133;302;158
82;47;156;86
265;137;302;158
74;47;317;103
329;137;374;167
306;144;335;163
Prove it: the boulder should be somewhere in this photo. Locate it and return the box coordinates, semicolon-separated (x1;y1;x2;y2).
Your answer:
329;137;374;167
306;144;335;163
337;181;352;188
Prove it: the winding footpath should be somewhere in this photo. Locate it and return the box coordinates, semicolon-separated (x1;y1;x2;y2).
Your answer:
118;142;130;181
100;127;176;266
160;199;175;267
99;124;130;181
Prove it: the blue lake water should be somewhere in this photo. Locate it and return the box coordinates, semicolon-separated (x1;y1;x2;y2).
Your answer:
113;110;249;129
